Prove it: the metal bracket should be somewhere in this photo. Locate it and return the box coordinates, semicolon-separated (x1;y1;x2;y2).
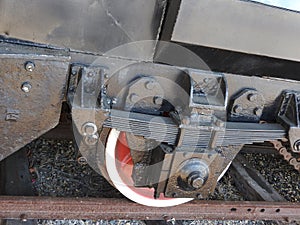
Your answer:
0;42;70;161
277;91;300;153
229;89;265;122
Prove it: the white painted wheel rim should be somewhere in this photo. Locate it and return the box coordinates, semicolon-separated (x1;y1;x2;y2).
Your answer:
105;129;193;207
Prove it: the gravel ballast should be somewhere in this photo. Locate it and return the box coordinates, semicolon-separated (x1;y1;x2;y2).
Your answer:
20;139;299;225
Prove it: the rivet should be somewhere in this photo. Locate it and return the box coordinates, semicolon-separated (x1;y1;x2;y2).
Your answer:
248;93;258;102
130;93;139;103
24;61;35;72
153;96;163;105
87;71;94;77
233;105;243;114
145;80;157;90
21;82;32;93
84;133;99;145
254;107;263;116
81;122;97;136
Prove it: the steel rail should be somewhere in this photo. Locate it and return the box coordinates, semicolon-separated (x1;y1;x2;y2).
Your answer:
0;196;299;222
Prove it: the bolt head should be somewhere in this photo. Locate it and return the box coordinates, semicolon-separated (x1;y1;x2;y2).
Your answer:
248;93;257;102
71;68;77;75
188;174;205;189
153;96;163;105
233;105;243;114
82;122;97;136
25;61;35;72
254;107;263;116
21;82;32;93
145;80;157;90
87;71;94;77
77;156;88;165
294;140;300;152
129;93;139;103
84;133;99;145
111;97;117;105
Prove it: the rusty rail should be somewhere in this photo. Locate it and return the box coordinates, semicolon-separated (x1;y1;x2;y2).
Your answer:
0;196;300;222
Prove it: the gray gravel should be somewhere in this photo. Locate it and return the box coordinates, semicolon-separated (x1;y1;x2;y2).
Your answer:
22;139;299;225
244;153;300;202
27;139;122;198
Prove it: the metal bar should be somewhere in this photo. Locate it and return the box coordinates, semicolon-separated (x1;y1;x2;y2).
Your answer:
240;144;278;155
229;155;285;202
0;196;300;221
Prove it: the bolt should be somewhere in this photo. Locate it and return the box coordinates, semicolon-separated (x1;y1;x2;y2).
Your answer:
77;156;88;165
233;105;243;114
145;80;157;90
111;97;117;105
248;93;258;102
153;96;163;105
87;71;94;77
71;68;77;75
188;173;205;189
294;140;300;152
254;107;263;116
81;122;97;136
192;177;204;189
129;93;139;103
21;82;32;93
25;61;35;72
84;133;99;145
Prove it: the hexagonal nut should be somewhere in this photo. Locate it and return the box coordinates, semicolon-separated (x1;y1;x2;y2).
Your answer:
84;134;99;145
81;122;97;136
233;105;243;114
24;61;35;72
248;93;258;102
188;173;205;189
254;107;263;116
145;80;157;90
153;96;163;105
129;93;140;103
21;82;32;93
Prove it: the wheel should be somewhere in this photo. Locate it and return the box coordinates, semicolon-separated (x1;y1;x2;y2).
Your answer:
105;129;193;207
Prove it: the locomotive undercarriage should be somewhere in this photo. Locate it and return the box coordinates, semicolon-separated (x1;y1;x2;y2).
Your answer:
1;41;299;207
69;56;300;205
1;0;300;208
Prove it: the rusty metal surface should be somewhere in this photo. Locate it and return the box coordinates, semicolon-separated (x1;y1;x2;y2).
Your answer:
0;196;300;221
0;42;70;161
0;0;166;54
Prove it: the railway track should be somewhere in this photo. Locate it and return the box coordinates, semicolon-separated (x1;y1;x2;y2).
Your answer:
0;196;300;222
